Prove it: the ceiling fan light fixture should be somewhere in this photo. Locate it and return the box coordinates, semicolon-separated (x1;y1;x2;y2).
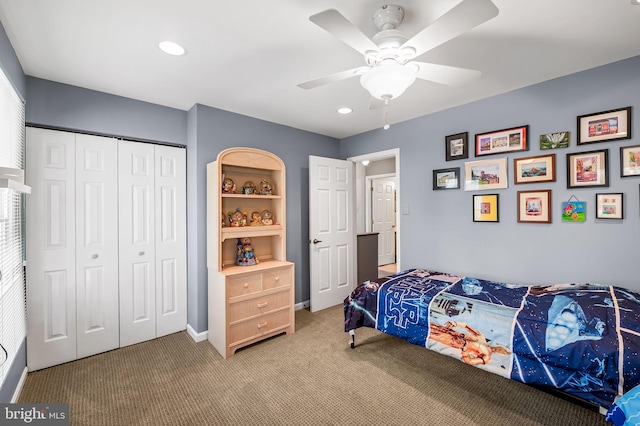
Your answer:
360;62;416;100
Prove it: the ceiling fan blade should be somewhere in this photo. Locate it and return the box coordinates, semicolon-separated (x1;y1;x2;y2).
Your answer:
410;62;481;87
298;66;368;90
310;9;380;55
401;0;499;59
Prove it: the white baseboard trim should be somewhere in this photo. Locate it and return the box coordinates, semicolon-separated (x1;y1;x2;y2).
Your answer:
295;300;310;310
187;324;208;343
11;367;28;403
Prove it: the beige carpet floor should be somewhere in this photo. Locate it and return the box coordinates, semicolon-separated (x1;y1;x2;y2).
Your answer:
19;305;608;425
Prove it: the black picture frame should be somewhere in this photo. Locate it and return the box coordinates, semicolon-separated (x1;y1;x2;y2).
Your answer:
577;106;631;145
473;193;499;222
566;149;609;189
620;144;640;177
595;193;624;220
445;132;468;161
475;125;529;157
433;167;460;190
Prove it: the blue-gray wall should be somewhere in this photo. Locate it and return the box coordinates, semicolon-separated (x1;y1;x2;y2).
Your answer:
341;55;640;292
0;20;26;403
24;81;340;336
187;104;339;332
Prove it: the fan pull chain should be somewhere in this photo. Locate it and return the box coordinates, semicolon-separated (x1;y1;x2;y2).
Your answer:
383;98;390;130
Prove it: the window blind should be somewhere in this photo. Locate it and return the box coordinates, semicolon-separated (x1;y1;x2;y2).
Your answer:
0;65;26;386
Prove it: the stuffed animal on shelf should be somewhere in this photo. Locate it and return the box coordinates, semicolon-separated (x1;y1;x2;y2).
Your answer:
259;180;272;195
261;210;273;225
222;177;236;193
236;237;258;266
250;211;262;226
228;208;247;227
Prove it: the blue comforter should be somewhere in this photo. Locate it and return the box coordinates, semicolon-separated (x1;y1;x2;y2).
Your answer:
344;269;640;409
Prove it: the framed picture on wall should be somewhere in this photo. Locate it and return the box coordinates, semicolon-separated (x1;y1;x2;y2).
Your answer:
474;125;528;157
433;167;460;190
566;149;609;188
514;154;556;184
517;189;552;223
595;193;624;219
540;131;570;150
473;194;499;222
445;132;468;161
620;144;640;177
464;157;508;191
577;106;631;145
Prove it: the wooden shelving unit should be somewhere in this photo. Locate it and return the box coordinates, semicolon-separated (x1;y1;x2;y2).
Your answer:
207;147;294;358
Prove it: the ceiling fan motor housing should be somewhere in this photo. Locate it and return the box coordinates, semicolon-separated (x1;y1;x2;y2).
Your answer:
373;5;404;30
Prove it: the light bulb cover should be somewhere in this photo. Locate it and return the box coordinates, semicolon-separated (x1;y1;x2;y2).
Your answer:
360;62;416;100
159;41;186;56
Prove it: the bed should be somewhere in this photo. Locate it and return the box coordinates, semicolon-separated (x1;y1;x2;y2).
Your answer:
343;268;640;411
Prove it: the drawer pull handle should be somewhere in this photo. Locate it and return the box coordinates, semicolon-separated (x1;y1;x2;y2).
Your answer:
257;322;267;329
92;254;99;259
275;276;279;281
138;251;145;256
257;301;268;308
243;283;249;288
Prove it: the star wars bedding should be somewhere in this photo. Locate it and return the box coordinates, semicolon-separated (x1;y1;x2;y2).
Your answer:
343;269;640;409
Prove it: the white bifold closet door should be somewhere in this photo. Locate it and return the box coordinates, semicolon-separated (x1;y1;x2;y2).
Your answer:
118;141;186;347
26;128;119;371
26;129;187;370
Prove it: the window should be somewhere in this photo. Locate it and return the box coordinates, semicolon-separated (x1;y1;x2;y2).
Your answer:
0;64;26;387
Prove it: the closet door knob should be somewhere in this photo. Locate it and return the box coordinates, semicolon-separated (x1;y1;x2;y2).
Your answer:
91;254;99;259
138;251;145;256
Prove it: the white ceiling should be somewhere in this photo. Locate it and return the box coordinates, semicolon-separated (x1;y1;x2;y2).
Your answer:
1;0;639;139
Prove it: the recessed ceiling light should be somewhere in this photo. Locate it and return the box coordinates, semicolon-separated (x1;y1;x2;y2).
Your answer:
337;107;353;114
632;0;640;4
159;41;186;56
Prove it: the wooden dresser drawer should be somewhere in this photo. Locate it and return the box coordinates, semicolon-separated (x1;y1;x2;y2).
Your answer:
262;267;292;291
228;309;291;346
227;273;262;298
228;289;291;323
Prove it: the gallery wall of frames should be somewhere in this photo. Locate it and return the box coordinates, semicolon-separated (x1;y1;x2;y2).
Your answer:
432;106;638;223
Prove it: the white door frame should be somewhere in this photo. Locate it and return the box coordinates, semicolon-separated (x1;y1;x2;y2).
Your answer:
365;173;396;233
348;148;401;271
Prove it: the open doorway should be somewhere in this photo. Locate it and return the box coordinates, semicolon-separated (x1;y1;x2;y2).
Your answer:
348;149;400;277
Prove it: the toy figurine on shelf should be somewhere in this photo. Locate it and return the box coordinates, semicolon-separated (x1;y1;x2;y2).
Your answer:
259;179;272;195
228;208;246;227
221;213;226;227
250;211;262;226
222;177;236;193
242;181;256;195
236;237;258;266
261;209;274;225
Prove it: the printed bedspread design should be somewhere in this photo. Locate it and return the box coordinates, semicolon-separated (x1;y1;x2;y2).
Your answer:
343;269;640;409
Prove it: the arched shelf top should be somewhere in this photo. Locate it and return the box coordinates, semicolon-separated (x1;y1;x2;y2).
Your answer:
217;147;284;171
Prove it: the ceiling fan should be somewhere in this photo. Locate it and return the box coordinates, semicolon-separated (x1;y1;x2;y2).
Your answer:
298;0;499;104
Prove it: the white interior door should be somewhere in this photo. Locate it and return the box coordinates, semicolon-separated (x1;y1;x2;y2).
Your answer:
75;134;119;358
309;155;355;312
118;140;156;347
26;127;77;370
154;145;187;337
371;177;396;266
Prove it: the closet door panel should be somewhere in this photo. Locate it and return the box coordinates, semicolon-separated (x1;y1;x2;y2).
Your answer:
119;140;156;347
154;146;187;337
26;127;77;371
75;134;119;358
